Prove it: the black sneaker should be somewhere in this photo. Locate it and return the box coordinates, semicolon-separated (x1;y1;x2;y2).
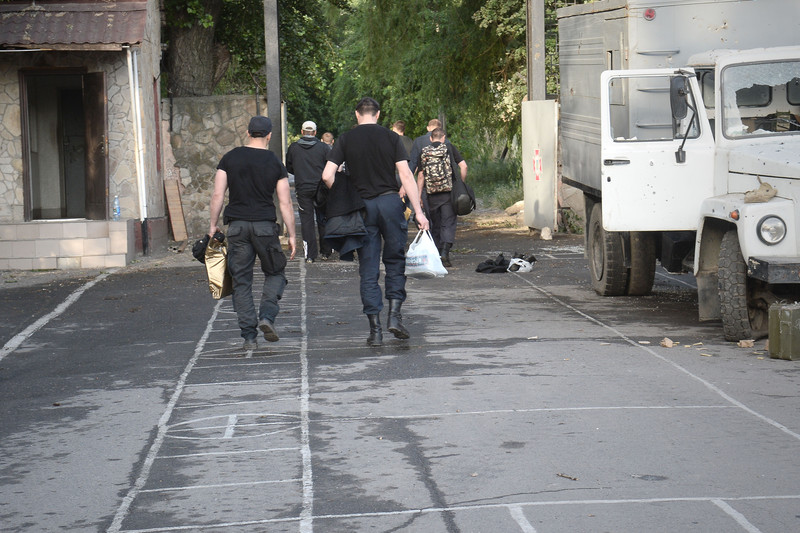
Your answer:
258;319;279;342
243;338;258;351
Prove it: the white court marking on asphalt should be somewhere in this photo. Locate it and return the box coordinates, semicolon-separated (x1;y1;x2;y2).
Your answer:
108;298;224;532
165;413;301;440
655;269;698;288
173;396;300;410
110;261;314;532
0;269;116;362
509;504;538;533
157;447;299;460
514;274;800;442
116;494;800;533
137;478;301;494
712;499;762;533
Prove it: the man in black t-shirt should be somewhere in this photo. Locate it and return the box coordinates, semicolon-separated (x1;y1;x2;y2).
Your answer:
209;116;297;351
322;98;429;347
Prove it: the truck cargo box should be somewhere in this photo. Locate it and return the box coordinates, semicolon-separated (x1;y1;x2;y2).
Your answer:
557;0;800;196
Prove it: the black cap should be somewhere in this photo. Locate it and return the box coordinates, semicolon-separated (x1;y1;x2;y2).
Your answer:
248;116;272;137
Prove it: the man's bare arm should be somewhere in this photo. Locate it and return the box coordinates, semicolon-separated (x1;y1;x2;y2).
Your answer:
321;161;338;188
276;178;297;260
208;169;228;237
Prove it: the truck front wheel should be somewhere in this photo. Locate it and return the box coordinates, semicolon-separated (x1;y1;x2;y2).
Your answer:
718;229;770;341
588;203;628;296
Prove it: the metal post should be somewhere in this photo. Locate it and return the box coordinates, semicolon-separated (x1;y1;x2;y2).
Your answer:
527;0;546;101
263;0;282;154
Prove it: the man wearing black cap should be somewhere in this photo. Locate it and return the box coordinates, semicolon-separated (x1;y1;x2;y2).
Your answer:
286;120;332;263
322;97;429;347
209;116;297;351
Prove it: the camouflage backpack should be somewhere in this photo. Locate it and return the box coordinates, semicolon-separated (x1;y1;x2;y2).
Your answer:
420;143;453;193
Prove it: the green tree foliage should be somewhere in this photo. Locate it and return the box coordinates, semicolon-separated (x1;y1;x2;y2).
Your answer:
328;0;524;152
163;0;591;160
163;0;346;132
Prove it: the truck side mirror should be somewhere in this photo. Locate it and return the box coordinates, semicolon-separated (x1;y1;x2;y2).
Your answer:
670;76;689;120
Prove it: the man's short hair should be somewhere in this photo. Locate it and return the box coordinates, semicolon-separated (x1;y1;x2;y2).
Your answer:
355;97;380;116
427;119;442;130
430;127;445;141
392;120;406;133
321;132;334;144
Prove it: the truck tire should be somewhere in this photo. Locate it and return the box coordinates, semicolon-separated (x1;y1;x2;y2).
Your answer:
718;229;769;341
588;203;628;296
627;232;656;295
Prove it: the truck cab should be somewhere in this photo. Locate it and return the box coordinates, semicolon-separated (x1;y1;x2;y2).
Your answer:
596;46;800;340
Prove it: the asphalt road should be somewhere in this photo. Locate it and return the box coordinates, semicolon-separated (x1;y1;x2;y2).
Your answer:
1;212;798;533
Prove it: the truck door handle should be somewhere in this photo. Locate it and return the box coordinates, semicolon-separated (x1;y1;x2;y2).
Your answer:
604;159;630;166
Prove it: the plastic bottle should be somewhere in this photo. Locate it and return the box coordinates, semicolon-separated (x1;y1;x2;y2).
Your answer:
113;195;120;221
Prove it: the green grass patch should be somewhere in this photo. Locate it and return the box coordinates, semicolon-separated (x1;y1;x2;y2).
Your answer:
468;156;523;210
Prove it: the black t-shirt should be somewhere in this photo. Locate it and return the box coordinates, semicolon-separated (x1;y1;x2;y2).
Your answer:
217;146;287;222
327;124;408;199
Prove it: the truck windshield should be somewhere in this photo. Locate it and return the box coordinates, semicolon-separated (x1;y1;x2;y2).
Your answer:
722;59;800;138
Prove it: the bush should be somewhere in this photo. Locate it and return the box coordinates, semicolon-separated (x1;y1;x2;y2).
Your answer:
467;156;523;210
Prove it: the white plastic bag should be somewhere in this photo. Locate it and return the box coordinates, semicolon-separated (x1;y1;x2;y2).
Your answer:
507;257;533;273
405;230;448;279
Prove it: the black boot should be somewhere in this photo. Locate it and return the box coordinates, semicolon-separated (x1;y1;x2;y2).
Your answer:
440;243;452;268
386;299;410;339
367;314;383;346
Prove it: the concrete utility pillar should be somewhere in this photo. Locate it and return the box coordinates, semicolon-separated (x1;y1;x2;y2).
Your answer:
263;0;282;155
526;0;546;101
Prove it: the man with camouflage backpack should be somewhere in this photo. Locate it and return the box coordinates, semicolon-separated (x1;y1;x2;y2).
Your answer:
415;127;468;267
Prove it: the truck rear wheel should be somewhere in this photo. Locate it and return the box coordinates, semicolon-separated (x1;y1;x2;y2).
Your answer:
718;229;770;341
627;232;656;295
588;203;628;296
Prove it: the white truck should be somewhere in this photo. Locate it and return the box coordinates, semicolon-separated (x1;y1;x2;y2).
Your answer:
554;0;800;340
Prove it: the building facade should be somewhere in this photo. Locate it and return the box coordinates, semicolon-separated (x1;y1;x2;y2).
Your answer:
0;0;165;269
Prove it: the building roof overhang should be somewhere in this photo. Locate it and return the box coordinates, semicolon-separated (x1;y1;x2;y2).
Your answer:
0;1;148;52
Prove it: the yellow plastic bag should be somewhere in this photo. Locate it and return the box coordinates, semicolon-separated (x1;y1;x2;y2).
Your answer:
205;234;233;299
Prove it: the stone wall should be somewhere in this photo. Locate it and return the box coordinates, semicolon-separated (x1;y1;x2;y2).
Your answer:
162;95;267;239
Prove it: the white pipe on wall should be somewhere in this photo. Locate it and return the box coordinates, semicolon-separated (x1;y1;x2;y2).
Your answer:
125;48;145;221
131;49;148;221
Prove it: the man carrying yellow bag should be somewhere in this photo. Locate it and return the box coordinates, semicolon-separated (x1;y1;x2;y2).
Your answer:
208;116;297;351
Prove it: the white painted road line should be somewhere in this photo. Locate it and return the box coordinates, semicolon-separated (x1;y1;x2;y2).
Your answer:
116;494;800;533
108;298;224;533
712;499;763;533
655;270;697;288
0;270;116;362
298;259;315;533
509;504;538;532
514;273;800;443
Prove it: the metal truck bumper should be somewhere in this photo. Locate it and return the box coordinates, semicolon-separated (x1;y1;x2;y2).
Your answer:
748;257;800;284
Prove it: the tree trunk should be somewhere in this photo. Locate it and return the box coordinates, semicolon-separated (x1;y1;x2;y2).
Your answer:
167;0;224;97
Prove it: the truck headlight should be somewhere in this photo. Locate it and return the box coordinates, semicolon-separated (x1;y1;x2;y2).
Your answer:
757;215;786;245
